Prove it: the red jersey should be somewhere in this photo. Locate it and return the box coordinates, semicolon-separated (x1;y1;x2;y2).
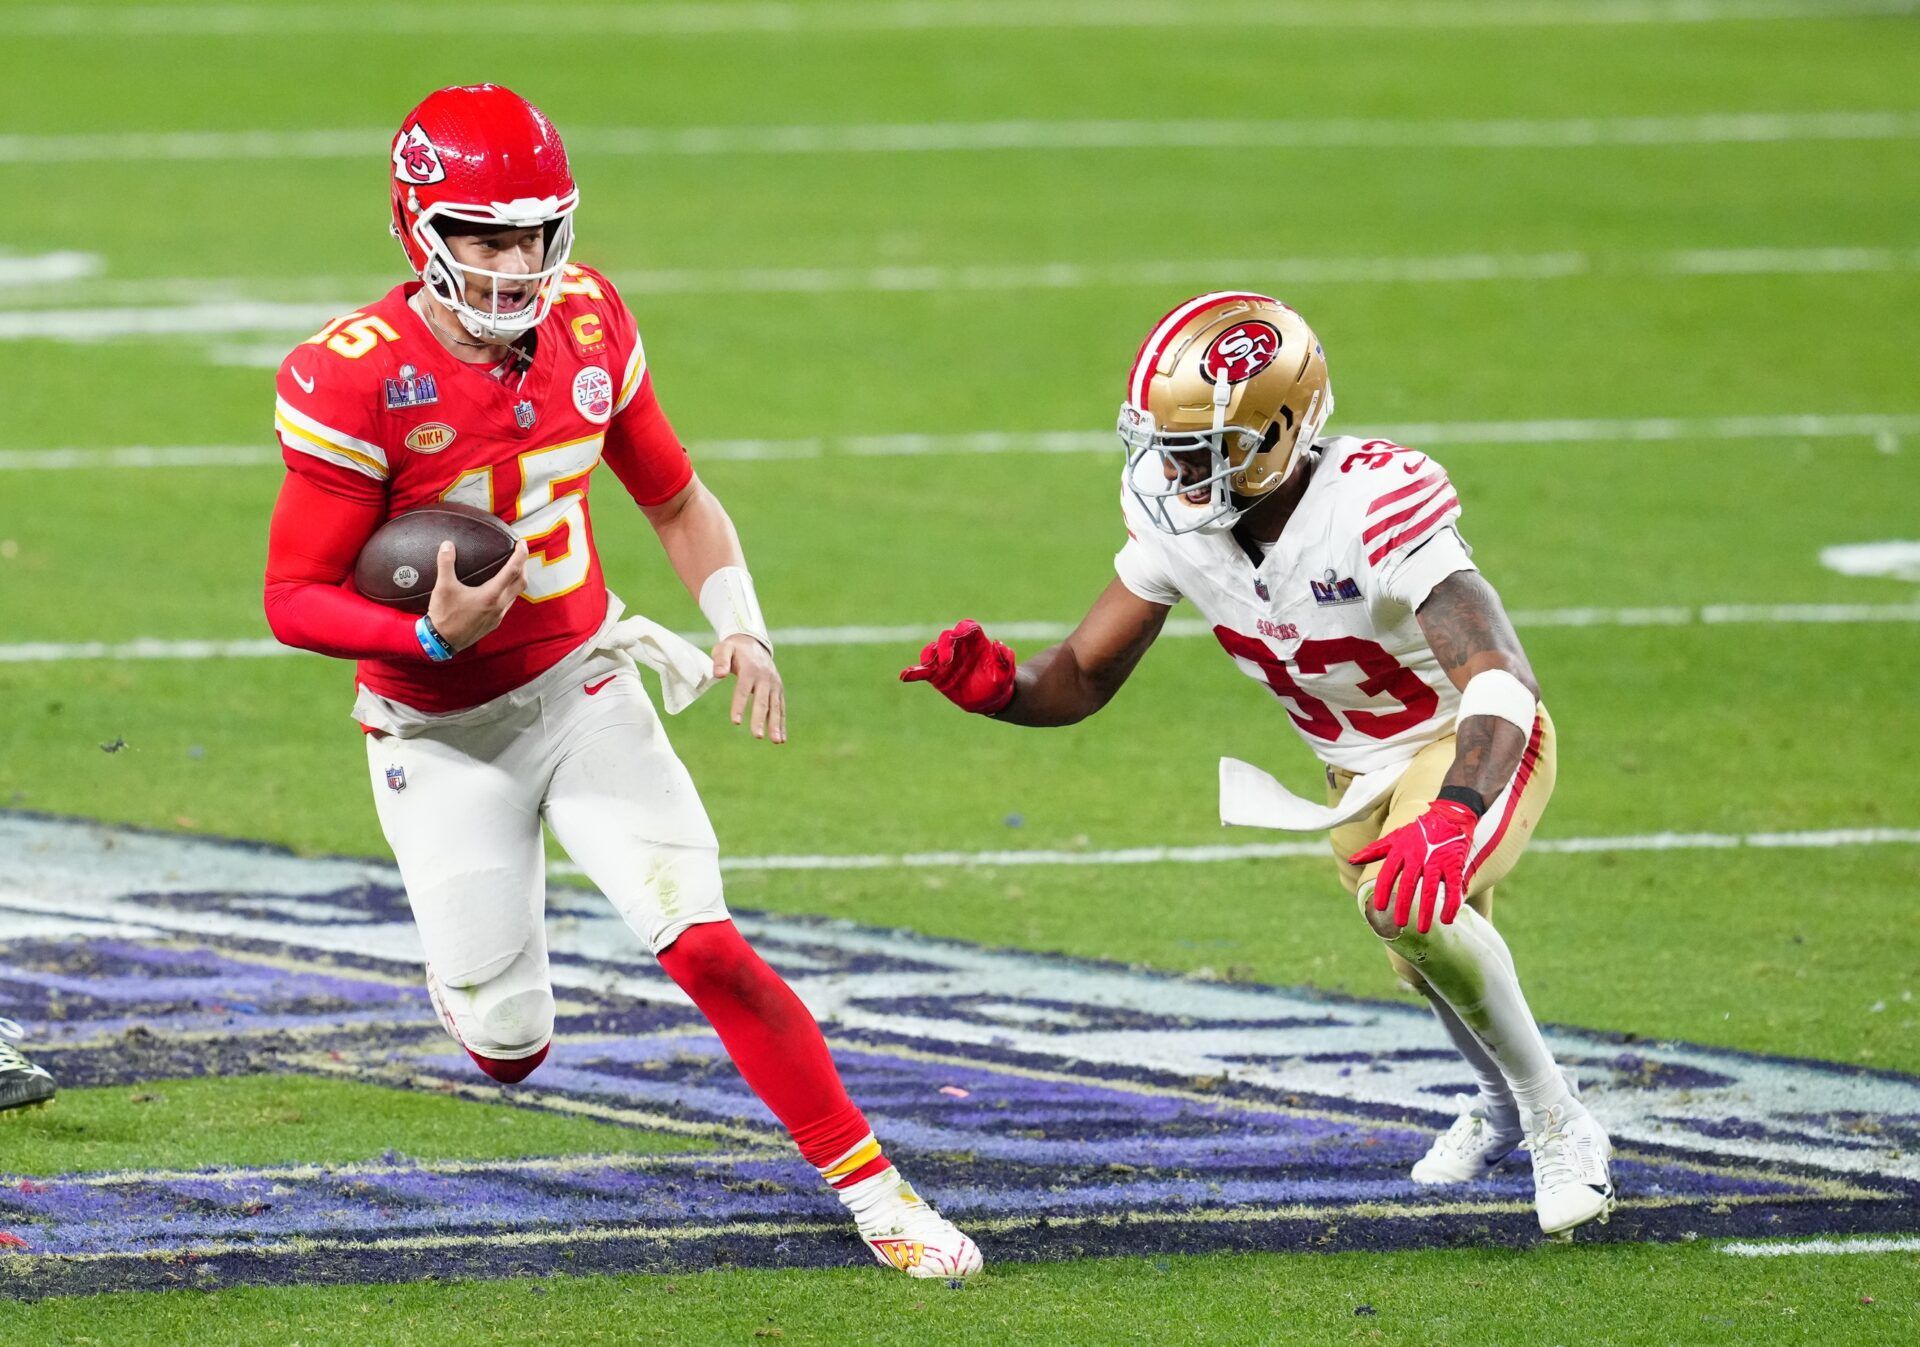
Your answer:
267;264;692;712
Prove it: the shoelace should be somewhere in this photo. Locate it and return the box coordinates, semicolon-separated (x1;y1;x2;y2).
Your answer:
1522;1113;1582;1187
861;1194;957;1241
0;1017;47;1074
1434;1097;1490;1155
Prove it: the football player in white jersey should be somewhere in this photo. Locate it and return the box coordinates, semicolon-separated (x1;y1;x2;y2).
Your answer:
902;292;1614;1238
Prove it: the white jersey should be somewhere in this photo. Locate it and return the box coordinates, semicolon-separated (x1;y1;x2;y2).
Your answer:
1116;435;1477;775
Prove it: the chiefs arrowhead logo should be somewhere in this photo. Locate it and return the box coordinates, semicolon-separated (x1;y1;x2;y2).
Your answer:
392;123;447;185
1202;320;1282;386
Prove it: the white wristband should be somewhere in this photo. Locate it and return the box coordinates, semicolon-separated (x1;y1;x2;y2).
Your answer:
1456;668;1536;735
698;566;772;652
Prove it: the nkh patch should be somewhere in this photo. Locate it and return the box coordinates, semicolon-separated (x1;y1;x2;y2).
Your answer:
0;811;1915;1299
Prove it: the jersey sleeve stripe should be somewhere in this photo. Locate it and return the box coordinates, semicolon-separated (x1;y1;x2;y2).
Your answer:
1361;480;1449;544
614;339;648;413
1365;492;1459;565
276;427;387;485
274;397;390;471
1366;469;1445;517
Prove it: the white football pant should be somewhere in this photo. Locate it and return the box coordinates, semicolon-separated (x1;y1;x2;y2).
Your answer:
365;647;728;1063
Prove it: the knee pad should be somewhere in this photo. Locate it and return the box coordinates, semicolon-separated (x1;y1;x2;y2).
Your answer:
427;947;555;1061
1356;880;1440;967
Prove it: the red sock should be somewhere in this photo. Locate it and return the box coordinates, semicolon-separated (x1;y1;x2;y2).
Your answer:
467;1042;548;1084
658;920;884;1174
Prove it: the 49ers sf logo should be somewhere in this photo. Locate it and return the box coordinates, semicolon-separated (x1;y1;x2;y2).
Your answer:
1202;320;1282;385
392;124;447;185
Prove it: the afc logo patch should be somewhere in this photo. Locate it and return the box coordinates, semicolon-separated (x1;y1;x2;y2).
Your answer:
1310;570;1363;606
391;123;447;186
573;366;614;424
1202;320;1282;386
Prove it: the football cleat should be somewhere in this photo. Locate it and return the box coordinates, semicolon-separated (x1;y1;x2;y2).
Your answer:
1410;1095;1524;1185
1525;1105;1615;1238
855;1182;983;1279
0;1018;56;1117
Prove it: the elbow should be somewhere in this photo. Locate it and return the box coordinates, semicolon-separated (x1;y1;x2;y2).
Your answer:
262;578;314;651
1462;650;1541;702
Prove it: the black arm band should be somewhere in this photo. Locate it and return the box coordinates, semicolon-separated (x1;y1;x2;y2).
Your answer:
1438;785;1489;817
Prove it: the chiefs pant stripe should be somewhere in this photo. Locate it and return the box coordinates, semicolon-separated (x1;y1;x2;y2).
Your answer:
1466;713;1546;883
1127;290;1277;410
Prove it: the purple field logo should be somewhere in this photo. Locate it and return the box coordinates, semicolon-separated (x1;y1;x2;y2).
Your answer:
0;813;1916;1298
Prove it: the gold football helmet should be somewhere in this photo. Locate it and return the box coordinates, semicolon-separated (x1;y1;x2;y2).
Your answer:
1119;291;1333;534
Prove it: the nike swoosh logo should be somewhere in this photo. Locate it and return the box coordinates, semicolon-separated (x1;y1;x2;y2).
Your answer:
291;367;315;394
583;675;617;696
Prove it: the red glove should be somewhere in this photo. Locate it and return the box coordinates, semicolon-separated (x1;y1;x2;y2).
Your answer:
1348;799;1480;935
899;620;1017;715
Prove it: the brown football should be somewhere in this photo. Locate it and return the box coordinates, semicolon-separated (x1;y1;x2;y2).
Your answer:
353;502;518;613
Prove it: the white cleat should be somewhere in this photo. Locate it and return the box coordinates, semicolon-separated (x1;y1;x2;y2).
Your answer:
855;1182;983;1279
1525;1105;1615;1239
1410;1095;1524;1185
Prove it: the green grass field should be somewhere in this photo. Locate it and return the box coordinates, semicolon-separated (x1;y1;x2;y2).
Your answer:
4;0;1919;1341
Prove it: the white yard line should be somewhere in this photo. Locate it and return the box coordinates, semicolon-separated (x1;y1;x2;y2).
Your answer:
11;1;1916;37
20;245;1919;310
2;604;1917;666
3;410;1914;472
4;112;1917;166
539;827;1920;876
0;250;101;287
2;248;1914;343
1721;1235;1920;1257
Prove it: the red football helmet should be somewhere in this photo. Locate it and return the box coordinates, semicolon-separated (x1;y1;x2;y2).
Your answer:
389;84;579;343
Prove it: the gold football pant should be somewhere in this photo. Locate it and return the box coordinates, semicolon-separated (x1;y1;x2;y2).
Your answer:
1326;710;1565;1119
1327;707;1558;983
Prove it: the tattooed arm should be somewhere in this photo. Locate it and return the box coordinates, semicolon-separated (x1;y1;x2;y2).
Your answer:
1416;571;1542;803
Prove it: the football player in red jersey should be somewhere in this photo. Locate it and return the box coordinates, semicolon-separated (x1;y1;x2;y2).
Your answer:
262;84;978;1277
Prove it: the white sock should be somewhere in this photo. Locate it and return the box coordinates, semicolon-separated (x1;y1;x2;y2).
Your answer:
1416;982;1519;1129
835;1166;917;1224
1404;907;1575;1131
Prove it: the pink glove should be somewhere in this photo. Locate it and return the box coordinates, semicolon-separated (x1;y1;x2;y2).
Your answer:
899;620;1017;715
1348;799;1479;934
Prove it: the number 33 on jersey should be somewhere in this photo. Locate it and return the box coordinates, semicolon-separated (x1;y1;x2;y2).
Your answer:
1116;436;1475;775
273;263;694;710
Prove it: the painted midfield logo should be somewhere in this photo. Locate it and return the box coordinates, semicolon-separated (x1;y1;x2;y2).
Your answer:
2;813;1916;1297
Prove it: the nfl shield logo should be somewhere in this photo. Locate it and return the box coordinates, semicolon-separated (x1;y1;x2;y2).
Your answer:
385;765;406;793
514;399;536;430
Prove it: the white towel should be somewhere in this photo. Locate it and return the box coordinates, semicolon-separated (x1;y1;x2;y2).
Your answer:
601;613;721;714
1218;756;1407;833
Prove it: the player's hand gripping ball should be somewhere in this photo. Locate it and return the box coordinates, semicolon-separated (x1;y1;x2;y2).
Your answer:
1348;799;1480;935
900;620;1017;715
353;503;518;613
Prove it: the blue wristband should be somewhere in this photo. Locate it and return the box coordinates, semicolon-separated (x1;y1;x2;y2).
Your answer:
415;615;454;663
